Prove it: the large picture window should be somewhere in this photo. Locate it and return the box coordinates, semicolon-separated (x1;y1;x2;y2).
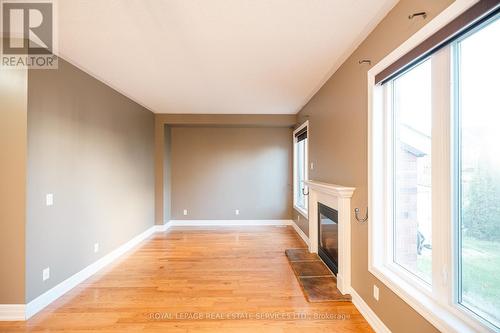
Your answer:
370;8;499;333
456;15;500;327
293;121;308;217
392;59;433;284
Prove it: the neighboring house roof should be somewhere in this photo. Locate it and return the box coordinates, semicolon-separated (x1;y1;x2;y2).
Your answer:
400;124;431;157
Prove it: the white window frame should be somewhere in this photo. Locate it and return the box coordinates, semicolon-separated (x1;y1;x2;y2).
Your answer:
368;2;498;332
293;120;309;218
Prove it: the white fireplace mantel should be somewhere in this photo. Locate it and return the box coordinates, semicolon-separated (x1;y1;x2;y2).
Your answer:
304;180;355;295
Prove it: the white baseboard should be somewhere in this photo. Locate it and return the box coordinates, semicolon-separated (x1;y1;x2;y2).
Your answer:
154;222;172;232
290;220;310;246
0;304;26;321
23;225;161;320
350;288;391;333
168;219;293;226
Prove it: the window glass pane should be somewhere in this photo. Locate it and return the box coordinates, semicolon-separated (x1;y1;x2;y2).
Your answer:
457;15;500;327
392;59;432;284
295;138;307;210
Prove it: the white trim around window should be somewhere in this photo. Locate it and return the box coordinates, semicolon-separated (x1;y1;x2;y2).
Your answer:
368;1;498;332
293;120;309;218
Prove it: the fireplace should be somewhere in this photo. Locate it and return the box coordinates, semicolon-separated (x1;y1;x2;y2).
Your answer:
304;180;355;294
318;202;339;275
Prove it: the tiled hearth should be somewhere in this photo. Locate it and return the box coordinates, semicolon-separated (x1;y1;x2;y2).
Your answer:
285;248;351;302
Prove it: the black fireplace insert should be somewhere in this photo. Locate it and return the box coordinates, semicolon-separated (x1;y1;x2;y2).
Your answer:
318;202;339;274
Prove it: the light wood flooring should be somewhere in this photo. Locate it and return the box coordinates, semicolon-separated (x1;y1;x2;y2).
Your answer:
0;226;373;332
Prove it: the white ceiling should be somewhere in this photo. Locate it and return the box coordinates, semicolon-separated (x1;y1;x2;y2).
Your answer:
58;0;397;114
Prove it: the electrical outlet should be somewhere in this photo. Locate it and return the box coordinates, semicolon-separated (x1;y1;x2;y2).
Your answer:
183;209;188;216
297;215;300;221
46;194;54;206
373;285;379;301
235;209;239;215
94;243;99;253
310;162;314;170
42;267;50;281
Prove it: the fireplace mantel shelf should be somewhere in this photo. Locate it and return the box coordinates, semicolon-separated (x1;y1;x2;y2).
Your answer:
304;180;355;198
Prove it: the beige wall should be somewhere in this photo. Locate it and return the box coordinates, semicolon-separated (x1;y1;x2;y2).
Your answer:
155;118;166;225
155;114;296;224
293;213;309;236
155;114;296;127
163;126;172;221
170;126;292;220
295;0;454;331
0;68;27;304
26;59;155;302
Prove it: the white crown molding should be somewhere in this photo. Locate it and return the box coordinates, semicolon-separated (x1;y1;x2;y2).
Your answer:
350;288;392;333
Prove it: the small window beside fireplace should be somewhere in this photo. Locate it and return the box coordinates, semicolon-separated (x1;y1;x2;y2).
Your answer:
293;121;309;218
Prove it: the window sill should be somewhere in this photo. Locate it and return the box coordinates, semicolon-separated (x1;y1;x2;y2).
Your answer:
369;263;494;333
294;205;308;220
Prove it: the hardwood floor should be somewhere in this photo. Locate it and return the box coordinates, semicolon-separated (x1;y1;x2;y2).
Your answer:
0;226;373;332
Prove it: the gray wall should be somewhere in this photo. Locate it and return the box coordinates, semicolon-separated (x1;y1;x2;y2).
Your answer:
0;67;27;304
154;114;296;224
170;126;292;220
294;0;453;332
163;125;172;221
26;59;155;302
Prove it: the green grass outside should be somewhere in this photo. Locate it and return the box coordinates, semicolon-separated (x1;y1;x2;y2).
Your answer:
461;237;500;324
416;237;500;325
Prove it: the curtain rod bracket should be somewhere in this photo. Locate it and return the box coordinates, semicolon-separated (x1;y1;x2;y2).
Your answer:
409;12;427;20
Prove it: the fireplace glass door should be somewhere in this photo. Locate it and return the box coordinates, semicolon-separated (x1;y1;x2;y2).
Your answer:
318;203;339;274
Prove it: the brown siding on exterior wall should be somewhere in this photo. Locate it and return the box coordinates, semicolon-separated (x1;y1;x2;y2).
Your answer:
295;0;454;332
26;59;155;302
